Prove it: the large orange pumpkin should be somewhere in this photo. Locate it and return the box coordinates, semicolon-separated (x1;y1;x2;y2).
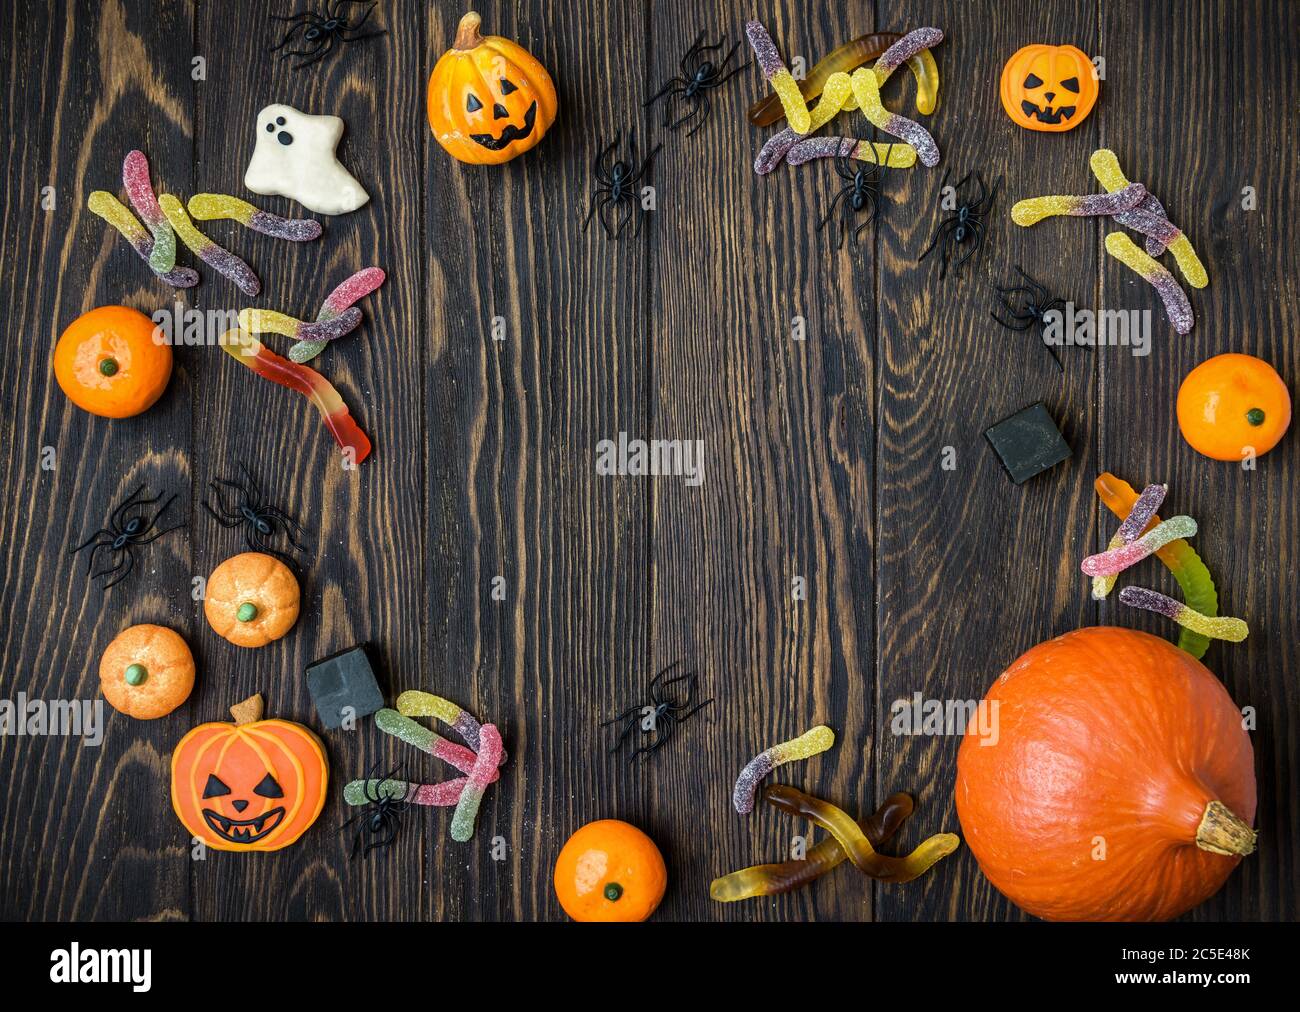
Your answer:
955;627;1256;921
999;44;1098;132
171;694;327;852
427;11;557;165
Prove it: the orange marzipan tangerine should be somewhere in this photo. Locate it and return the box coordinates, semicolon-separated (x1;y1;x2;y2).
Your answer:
1176;353;1291;462
53;305;172;418
554;819;667;921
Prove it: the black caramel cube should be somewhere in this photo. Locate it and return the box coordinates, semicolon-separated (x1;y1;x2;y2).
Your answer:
306;646;384;730
984;403;1072;485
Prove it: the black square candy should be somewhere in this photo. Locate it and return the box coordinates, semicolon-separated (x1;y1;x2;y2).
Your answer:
306;646;384;730
984;403;1072;485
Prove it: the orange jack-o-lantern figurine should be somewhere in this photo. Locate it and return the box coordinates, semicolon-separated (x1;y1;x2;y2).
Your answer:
171;694;327;852
428;11;557;165
999;44;1099;132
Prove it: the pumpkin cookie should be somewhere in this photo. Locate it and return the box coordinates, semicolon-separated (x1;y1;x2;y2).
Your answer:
171;694;327;852
204;552;300;648
99;624;195;719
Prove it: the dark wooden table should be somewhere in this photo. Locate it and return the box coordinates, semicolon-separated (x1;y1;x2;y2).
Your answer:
1;0;1295;922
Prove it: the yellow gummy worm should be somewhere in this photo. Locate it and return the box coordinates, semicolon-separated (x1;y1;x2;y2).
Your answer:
87;191;149;243
772;69;811;134
158;194;208;250
187;192;256;222
1090;149;1209;289
238;308;300;337
857;141;918;167
805;71;854;133
396;690;459;724
845;46;939;114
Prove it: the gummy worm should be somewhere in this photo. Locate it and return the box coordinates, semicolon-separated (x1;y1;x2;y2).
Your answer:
1091;482;1167;600
1118;586;1248;643
1010;182;1148;226
1096;473;1219;659
122;150;176;274
87;191;199;288
732;724;834;815
745;21;810;133
158;194;260;297
764;785;960;883
374;708;497;781
1080;515;1197;577
219;329;372;463
187;192;323;242
849;67;939;167
290;267;386;365
450;723;503;843
748;33;898;126
1105;232;1195;335
711;792;913;902
396;690;506;763
787;136;917;168
238;307;362;346
344;776;468;808
1089;149;1208;288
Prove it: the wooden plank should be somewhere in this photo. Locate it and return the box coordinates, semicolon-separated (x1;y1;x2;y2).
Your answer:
423;0;652;920
0;0;196;920
872;0;1102;921
647;0;879;921
1097;0;1299;922
187;0;426;920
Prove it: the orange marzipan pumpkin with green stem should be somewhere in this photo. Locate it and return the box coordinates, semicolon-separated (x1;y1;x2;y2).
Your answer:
955;626;1256;921
428;11;558;165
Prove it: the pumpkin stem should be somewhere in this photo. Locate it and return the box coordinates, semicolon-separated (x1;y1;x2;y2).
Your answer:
230;694;264;726
453;11;484;50
1195;800;1256;857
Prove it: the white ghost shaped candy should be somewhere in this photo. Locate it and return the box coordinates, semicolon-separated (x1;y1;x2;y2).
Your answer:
244;104;369;216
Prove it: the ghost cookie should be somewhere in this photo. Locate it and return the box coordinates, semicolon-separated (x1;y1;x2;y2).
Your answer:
244;104;369;216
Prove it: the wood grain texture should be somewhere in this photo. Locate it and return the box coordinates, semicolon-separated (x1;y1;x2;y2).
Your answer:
0;0;1295;922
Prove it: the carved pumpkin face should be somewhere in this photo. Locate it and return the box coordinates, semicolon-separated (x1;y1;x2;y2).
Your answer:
171;695;327;852
1000;44;1098;132
428;12;557;165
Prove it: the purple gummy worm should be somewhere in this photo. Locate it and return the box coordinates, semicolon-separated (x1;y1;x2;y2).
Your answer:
250;210;322;242
1077;182;1147;215
1117;585;1183;619
745;20;784;77
1148;268;1195;334
1114;483;1168;542
1116;201;1182;251
297;307;362;344
787;136;857;165
875;26;943;77
880;111;939;166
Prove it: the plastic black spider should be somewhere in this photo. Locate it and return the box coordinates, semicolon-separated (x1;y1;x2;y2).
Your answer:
342;763;409;859
644;31;750;136
581;132;663;240
70;485;184;589
816;146;894;249
203;463;309;566
919;169;999;279
991;266;1070;373
602;662;713;762
269;0;384;70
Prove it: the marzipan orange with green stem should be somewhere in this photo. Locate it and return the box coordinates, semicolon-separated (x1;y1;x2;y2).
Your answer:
54;305;172;418
1176;353;1290;461
554;819;666;921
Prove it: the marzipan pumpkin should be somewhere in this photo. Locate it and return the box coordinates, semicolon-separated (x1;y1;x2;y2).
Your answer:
171;694;327;851
999;44;1098;132
955;627;1256;921
99;623;195;719
204;552;300;648
428;11;557;164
